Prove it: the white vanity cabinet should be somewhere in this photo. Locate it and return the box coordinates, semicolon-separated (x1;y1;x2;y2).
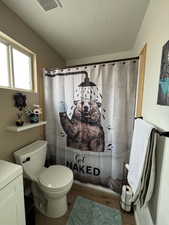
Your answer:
0;160;26;225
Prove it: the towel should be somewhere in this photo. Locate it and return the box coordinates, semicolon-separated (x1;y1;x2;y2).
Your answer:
138;129;157;207
127;119;157;207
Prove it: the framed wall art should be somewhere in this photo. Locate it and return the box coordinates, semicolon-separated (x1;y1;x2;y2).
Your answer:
157;40;169;105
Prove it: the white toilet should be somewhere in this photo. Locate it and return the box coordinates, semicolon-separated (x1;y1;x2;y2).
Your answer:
14;140;73;218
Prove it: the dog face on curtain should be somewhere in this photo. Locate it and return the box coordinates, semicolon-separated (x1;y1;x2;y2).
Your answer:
59;98;105;152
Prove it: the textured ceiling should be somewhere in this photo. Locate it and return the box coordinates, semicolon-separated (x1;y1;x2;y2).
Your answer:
2;0;149;60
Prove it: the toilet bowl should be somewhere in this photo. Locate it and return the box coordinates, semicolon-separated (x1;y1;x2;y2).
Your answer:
14;140;73;218
38;165;73;217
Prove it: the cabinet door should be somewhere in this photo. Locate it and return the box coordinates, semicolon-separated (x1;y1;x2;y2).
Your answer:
0;176;25;225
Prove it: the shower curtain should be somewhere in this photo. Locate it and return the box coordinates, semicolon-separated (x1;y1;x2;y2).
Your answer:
44;60;138;193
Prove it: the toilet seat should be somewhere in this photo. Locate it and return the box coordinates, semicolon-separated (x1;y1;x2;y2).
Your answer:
38;165;73;192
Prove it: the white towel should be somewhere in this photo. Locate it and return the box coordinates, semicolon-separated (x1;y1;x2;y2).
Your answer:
127;119;155;195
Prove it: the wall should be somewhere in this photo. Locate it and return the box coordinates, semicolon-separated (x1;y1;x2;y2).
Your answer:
133;0;169;225
0;1;65;162
66;49;135;65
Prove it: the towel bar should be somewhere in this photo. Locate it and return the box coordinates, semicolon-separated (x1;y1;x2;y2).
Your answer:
155;131;169;137
134;117;169;138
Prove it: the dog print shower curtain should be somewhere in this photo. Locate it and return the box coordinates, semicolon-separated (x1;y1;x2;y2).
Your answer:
44;60;138;193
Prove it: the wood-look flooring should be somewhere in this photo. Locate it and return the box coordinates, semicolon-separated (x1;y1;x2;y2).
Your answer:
36;183;136;225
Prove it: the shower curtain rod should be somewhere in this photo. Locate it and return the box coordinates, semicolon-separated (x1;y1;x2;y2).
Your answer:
44;70;89;77
46;56;139;71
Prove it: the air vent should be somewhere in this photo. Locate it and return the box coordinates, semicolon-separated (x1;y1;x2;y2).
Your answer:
37;0;63;11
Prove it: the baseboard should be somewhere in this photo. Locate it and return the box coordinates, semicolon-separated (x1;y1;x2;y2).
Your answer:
134;205;154;225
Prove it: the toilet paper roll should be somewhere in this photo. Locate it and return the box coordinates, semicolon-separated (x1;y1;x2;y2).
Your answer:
125;185;133;212
125;185;133;203
121;185;127;211
121;185;126;201
120;185;133;212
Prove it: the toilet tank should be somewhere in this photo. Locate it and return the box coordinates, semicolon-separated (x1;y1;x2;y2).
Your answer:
14;140;47;181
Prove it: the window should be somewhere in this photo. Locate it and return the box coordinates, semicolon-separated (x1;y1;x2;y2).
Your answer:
0;42;10;87
0;32;37;92
12;48;32;90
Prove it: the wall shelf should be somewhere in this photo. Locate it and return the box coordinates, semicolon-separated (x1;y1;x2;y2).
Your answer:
7;121;47;132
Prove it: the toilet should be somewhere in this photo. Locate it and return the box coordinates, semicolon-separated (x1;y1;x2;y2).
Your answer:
14;140;73;218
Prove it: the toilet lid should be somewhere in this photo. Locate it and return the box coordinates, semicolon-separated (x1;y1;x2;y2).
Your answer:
39;165;73;190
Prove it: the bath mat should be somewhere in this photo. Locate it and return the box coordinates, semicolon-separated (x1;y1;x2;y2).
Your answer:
67;196;122;225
